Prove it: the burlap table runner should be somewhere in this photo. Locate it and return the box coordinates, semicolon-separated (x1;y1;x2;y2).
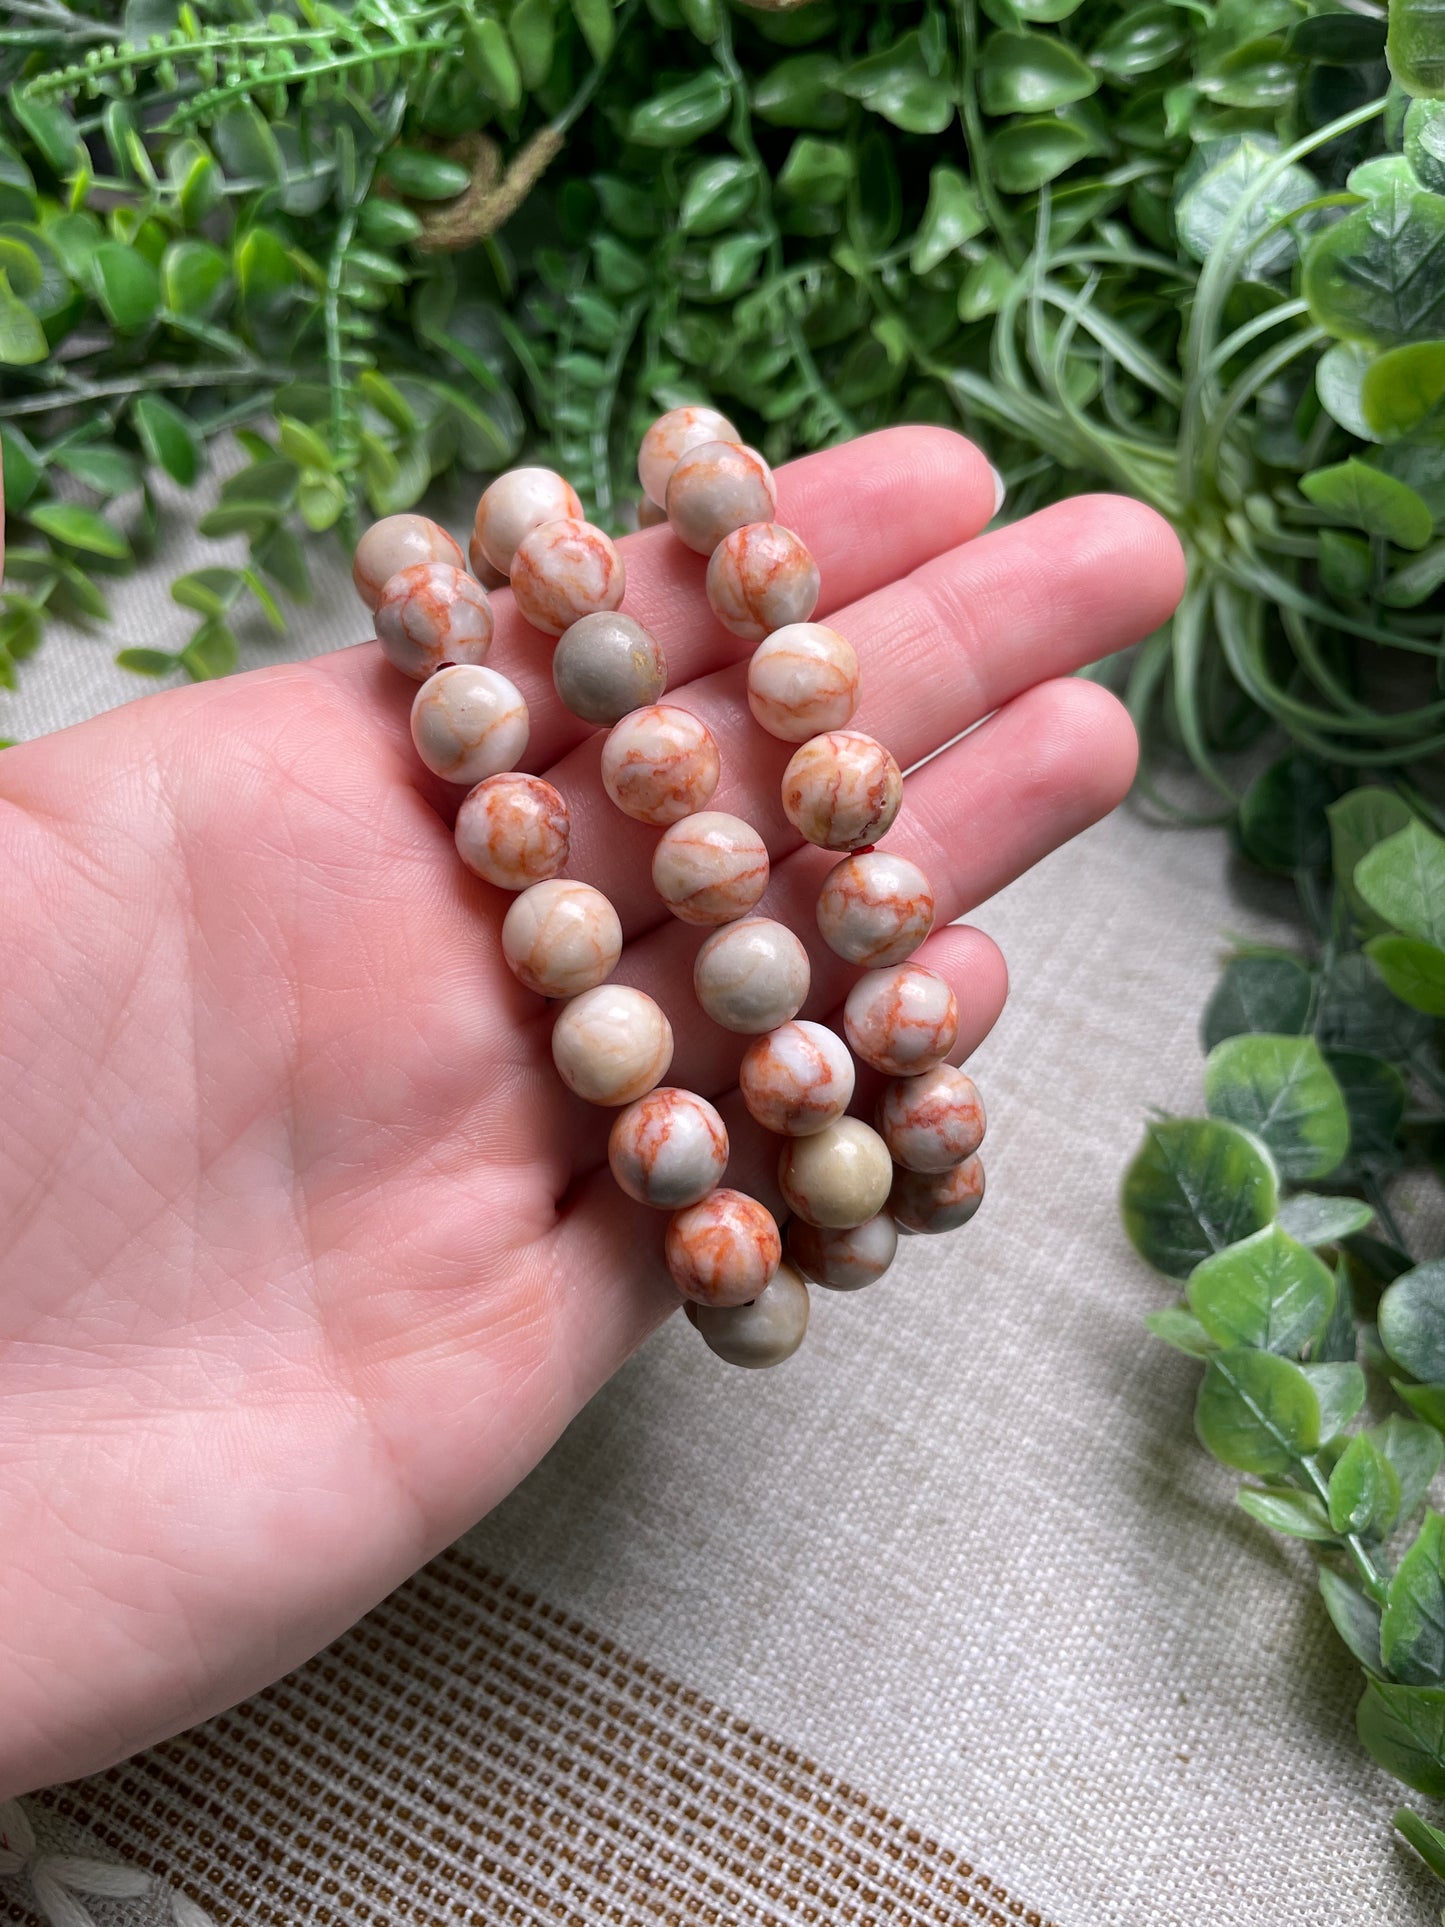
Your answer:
1;507;1436;1927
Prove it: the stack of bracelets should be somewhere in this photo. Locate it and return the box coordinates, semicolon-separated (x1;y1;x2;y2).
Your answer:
351;406;986;1371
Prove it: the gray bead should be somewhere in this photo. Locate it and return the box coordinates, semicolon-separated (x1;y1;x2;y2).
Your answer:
686;1262;810;1368
553;612;667;726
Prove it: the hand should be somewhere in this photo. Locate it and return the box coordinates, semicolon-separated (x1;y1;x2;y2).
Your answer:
0;429;1184;1796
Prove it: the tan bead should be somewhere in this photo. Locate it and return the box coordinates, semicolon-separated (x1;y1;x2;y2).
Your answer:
817;851;934;968
747;624;860;742
510;517;626;637
781;731;902;850
877;1065;985;1172
352;514;465;611
844;963;959;1077
777;1117;893;1230
706;524;821;641
374;562;494;680
665;1188;781;1306
651;811;769;926
455;773;570;892
553;612;667;727
409;664;528;785
639;405;741;508
472;466;583;575
787;1214;898;1292
890;1153;986;1234
739;1020;854;1137
693;917;810;1034
501;879;622;998
666;441;777;555
466;527;509;591
637;495;670;529
686;1262;810;1369
608;1087;729;1209
601;703;721;826
551;984;673;1107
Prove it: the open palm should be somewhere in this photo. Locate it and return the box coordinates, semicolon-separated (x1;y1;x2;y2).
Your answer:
0;428;1183;1798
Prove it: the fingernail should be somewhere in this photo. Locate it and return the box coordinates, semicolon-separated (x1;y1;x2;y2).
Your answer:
988;464;1006;516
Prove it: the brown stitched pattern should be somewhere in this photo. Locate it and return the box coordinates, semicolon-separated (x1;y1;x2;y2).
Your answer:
24;1553;1057;1927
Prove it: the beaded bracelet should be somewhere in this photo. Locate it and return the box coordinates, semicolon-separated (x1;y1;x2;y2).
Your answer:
351;407;987;1371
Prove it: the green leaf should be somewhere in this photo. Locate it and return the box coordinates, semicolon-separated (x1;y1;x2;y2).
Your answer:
679;157;757;235
1397;1382;1445;1435
1203;1034;1350;1184
1389;0;1445;96
571;0;615;62
777;136;852;203
1385;1515;1445;1685
0;267;45;365
26;501;130;560
91;240;161;332
1315;952;1431;1060
1329;1434;1402;1538
1237;1484;1337;1540
1366;934;1445;1015
464;17;523;110
1;425;41;511
211;101;283;184
1275;1193;1374;1246
1393;1808;1445;1883
1300;459;1433;551
1300;1361;1367;1440
278;416;333;473
752;54;849;131
1144;1305;1218;1356
51;443;138;496
1303;177;1445;348
1358;1679;1445;1794
1370;1416;1444;1522
1315;341;1379;441
1236;754;1336;872
1319;1569;1384;1672
1381;1262;1445;1384
628;71;732;146
132;395;199;488
1122;1117;1279;1279
840;33;955;134
1326;1049;1407;1182
509;0;556;89
1406;99;1445;194
297;469;346;532
161;239;229;319
8;86;83;176
1176;138;1322;277
378;148;470;202
1382;538;1445;607
115;646;177;676
1188;1223;1335;1355
911;166;986;274
1328;788;1415;926
1361;340;1445;440
1196;1347;1319;1475
979;29;1098;115
990;117;1094;193
1093;6;1189;82
179;620;238;681
170;567;244;618
1315;1253;1358;1364
1200;954;1312;1053
1355;821;1445;945
1317;529;1373;601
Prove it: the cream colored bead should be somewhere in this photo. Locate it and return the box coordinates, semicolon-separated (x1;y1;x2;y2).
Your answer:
686;1262;810;1369
844;963;959;1076
665;1188;781;1306
466;527;509;591
472;467;583;575
608;1087;729;1209
409;664;528;786
501;879;622;998
601;703;721;826
651;811;769;926
890;1153;986;1234
510;516;626;637
780;730;902;850
787;1214;898;1292
666;441;777;555
693;917;811;1034
739;1020;854;1137
352;514;465;611
454;773;570;892
877;1065;985;1172
375;562;494;681
638;405;741;509
706;524;821;641
551;984;673;1107
747;624;859;742
816;850;934;968
777;1117;893;1229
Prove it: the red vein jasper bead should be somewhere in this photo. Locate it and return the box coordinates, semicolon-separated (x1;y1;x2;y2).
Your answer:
472;467;583;575
693;917;810;1034
652;811;769;926
639;405;741;508
817;851;934;968
501;879;622;998
686;1262;810;1369
455;773;570;891
608;1087;729;1209
510;516;626;637
844;963;959;1077
779;1117;893;1229
747;623;860;742
601;703;721;826
877;1065;985;1173
739;1020;855;1137
551;983;673;1108
352;514;465;611
410;664;528;785
466;530;509;591
787;1214;898;1293
666;441;778;555
374;562;494;680
665;1188;781;1307
706;523;821;641
890;1152;986;1234
781;730;902;851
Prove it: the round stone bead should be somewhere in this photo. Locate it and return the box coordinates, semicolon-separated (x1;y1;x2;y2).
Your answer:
787;1214;898;1293
608;1087;729;1210
706;524;821;641
353;514;465;611
890;1152;986;1234
637;495;670;529
409;664;528;785
466;529;509;591
777;1117;893;1230
693;917;810;1034
844;963;959;1077
686;1263;810;1370
666;441;778;556
747;624;860;742
552;612;668;727
639;405;741;508
601;704;721;826
816;851;935;968
781;731;902;851
510;517;625;637
876;1065;985;1173
739;1021;854;1137
665;1188;781;1307
651;812;769;926
501;879;622;998
455;773;569;892
472;466;583;576
551;983;673;1108
374;562;494;680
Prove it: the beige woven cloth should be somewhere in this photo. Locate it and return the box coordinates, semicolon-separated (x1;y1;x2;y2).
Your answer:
1;506;1438;1927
